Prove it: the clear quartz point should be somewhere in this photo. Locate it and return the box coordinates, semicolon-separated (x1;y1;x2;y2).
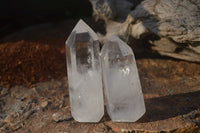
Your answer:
65;19;104;122
101;36;146;122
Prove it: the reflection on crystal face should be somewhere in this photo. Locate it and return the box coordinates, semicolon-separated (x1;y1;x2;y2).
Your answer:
101;36;146;122
66;19;104;122
121;67;130;76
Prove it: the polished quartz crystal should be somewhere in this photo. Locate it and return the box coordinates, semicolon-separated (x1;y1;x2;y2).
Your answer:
65;19;104;122
101;36;145;122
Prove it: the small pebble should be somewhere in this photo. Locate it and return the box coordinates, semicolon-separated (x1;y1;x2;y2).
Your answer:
41;101;48;108
52;112;71;122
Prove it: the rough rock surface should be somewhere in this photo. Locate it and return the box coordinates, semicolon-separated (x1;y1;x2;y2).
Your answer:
0;19;200;132
90;0;200;62
0;61;200;132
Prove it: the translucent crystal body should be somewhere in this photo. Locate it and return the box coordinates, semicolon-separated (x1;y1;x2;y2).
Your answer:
65;20;104;122
101;36;145;122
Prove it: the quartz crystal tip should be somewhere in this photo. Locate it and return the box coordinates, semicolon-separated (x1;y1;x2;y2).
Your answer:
101;35;146;122
72;19;98;40
65;19;104;122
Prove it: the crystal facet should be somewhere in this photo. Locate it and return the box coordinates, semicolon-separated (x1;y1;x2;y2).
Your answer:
65;19;104;122
101;36;145;122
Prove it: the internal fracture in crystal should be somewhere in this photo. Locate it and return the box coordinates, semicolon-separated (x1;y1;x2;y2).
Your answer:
101;36;145;122
65;19;104;122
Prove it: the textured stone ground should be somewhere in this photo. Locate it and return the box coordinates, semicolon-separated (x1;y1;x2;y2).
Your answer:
0;19;200;133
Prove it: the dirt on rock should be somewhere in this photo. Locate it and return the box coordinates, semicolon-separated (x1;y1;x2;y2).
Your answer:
0;41;66;87
0;19;200;133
